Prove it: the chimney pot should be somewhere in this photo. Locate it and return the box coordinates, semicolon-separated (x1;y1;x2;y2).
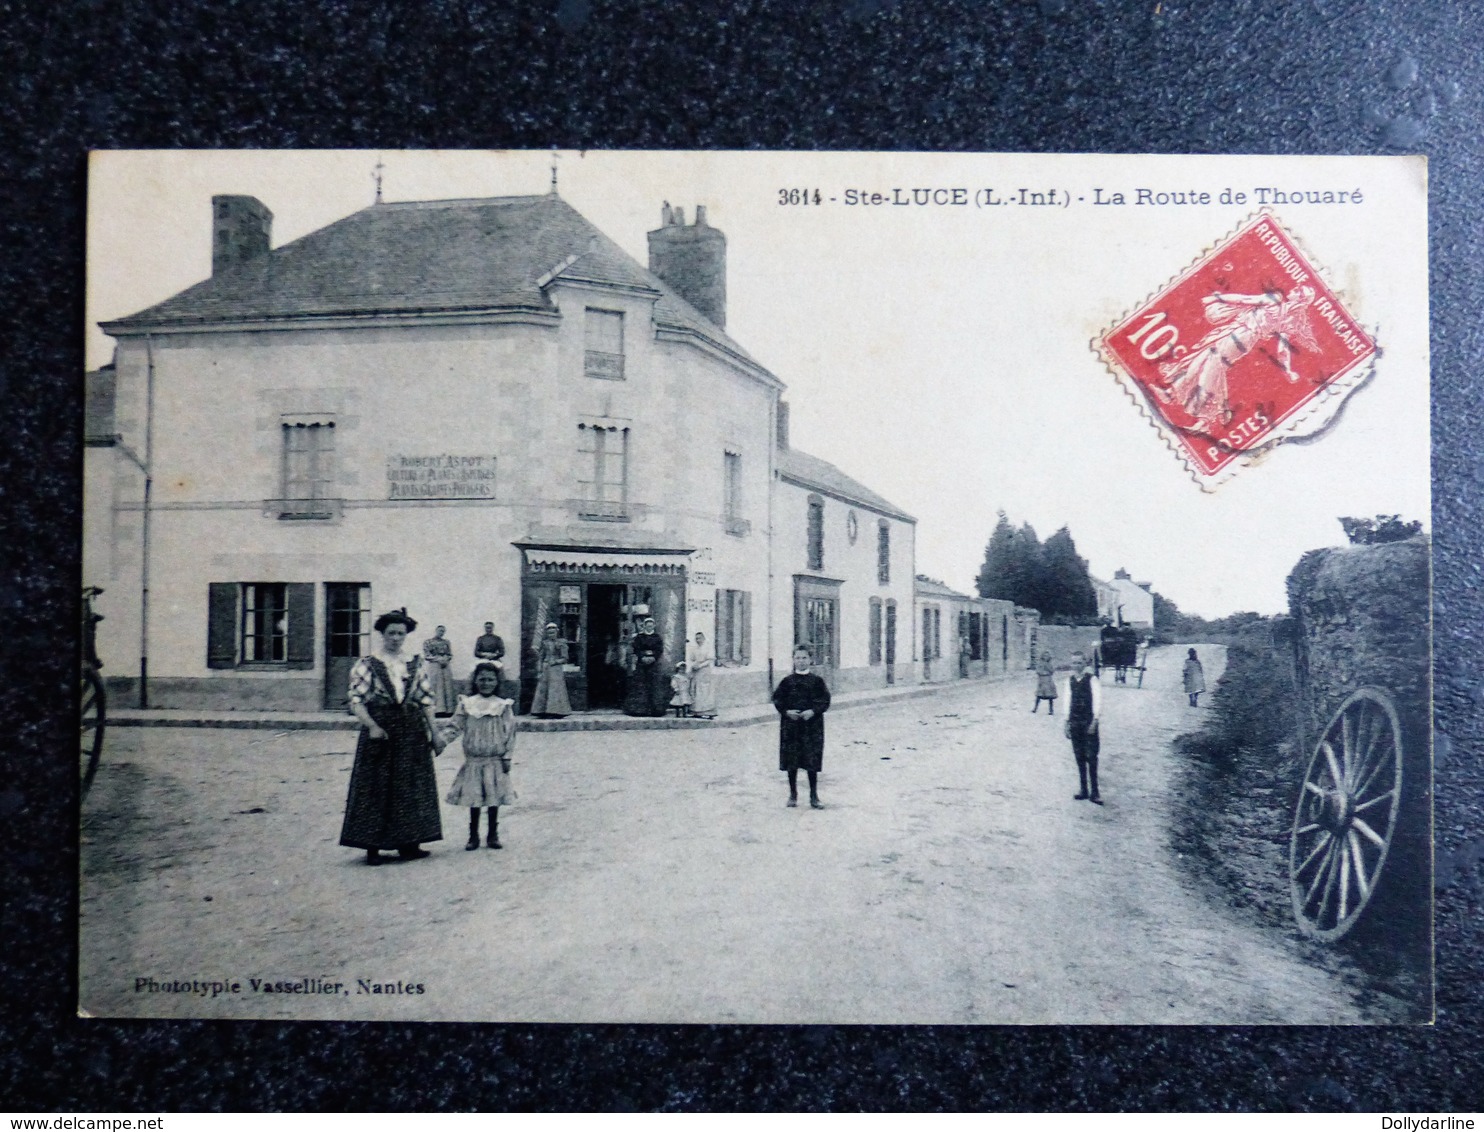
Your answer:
212;195;272;276
647;202;727;327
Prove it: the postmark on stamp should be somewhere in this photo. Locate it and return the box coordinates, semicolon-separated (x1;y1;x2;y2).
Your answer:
1098;213;1377;489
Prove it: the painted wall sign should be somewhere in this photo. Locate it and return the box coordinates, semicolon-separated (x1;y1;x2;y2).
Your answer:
386;454;497;500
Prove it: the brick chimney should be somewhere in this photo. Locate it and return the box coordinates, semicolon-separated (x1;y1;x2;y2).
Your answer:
647;202;726;328
212;195;272;276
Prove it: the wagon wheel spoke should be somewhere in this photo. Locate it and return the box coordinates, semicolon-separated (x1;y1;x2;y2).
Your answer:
1341;708;1357;787
1322;742;1344;793
1338;844;1351;921
1313;842;1341;926
1352;816;1387;849
1295;830;1332;877
1305;839;1340;909
1353;789;1396;814
1353;732;1396;802
1347;830;1371;901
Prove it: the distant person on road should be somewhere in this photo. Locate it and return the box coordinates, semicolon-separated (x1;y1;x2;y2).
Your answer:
1062;651;1103;805
774;645;832;809
442;662;517;850
1032;652;1057;714
1183;648;1207;708
421;625;457;717
340;608;447;866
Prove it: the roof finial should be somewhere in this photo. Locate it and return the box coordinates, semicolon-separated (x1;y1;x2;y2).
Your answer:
372;155;385;205
549;149;559;196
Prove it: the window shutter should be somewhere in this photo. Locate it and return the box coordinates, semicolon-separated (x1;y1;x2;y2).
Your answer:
739;591;752;666
207;583;239;669
285;583;316;670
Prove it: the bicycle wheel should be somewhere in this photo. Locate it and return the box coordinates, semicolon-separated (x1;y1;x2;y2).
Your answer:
81;666;105;798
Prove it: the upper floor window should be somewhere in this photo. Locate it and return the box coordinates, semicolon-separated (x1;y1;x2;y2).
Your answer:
278;419;338;519
585;308;625;380
578;423;630;521
877;520;891;585
724;450;748;536
806;494;824;571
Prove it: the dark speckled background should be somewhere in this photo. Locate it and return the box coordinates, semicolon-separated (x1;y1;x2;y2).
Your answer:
3;0;1482;1111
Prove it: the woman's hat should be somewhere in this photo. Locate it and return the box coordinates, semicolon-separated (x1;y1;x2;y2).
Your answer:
374;607;417;633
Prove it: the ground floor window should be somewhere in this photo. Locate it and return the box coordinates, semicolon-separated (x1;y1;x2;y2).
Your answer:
208;581;315;670
869;597;883;665
716;589;752;665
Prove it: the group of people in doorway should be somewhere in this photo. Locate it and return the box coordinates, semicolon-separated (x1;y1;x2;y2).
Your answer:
415;617;720;722
1028;642;1208;807
338;607;835;865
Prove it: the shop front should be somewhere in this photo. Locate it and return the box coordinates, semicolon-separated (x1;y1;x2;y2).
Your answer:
516;544;691;714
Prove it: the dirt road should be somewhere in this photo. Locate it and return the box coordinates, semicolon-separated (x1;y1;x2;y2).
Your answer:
80;644;1375;1023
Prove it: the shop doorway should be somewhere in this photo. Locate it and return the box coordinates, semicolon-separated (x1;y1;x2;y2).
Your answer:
585;583;627;709
793;575;841;686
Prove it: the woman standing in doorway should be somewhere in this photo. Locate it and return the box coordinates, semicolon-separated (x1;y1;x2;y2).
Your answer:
421;624;457;717
340;609;446;866
530;622;572;718
687;629;717;719
625;617;667;717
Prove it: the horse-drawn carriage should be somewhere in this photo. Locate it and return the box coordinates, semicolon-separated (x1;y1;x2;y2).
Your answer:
1095;623;1146;686
1284;536;1430;947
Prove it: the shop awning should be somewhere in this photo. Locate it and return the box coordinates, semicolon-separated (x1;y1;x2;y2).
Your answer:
519;545;692;574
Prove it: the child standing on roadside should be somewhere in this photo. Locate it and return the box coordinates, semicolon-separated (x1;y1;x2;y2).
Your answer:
442;662;518;850
670;662;693;717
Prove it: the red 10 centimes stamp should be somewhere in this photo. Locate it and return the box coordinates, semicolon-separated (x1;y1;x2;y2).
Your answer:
1098;213;1377;490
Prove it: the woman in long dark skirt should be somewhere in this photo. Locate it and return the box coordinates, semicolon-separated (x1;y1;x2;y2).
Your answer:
340;609;447;865
624;616;667;717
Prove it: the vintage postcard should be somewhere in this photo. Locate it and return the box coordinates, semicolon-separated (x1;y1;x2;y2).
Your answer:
81;151;1431;1024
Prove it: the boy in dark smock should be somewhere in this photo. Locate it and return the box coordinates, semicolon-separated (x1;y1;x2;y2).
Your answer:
1061;651;1104;805
773;645;832;809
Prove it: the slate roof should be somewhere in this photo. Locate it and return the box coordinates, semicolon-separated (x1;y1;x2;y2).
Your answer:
914;575;974;601
101;194;772;379
779;447;915;523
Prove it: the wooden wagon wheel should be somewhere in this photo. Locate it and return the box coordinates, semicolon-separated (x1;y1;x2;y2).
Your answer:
1289;687;1404;942
80;666;105;798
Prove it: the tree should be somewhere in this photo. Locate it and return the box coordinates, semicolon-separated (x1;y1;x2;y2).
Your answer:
1010;522;1045;610
1040;526;1097;619
1339;514;1423;545
977;512;1017;602
978;512;1038;606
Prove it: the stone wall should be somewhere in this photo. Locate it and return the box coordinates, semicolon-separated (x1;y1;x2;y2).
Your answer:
1286;535;1431;754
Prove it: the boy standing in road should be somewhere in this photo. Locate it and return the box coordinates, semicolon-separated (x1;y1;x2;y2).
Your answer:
773;645;832;809
1062;651;1104;805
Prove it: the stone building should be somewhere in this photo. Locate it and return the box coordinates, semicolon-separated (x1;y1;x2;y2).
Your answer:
913;577;1021;683
87;190;922;712
1093;567;1156;629
773;420;917;693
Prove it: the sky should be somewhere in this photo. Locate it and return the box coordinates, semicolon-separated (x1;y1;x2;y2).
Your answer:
87;151;1430;618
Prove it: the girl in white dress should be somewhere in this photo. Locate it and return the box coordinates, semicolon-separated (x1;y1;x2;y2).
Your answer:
442;662;518;850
